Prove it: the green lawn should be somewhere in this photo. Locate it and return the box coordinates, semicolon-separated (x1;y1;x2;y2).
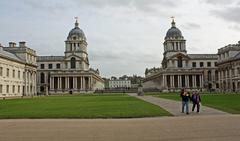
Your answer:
0;94;171;119
146;92;240;114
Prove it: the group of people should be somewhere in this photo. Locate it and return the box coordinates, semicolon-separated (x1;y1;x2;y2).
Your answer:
180;89;201;115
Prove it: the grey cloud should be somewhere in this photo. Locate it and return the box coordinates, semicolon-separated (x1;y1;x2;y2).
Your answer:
211;6;240;24
182;23;201;30
22;0;72;13
72;0;178;8
229;24;240;31
202;0;236;5
23;0;180;14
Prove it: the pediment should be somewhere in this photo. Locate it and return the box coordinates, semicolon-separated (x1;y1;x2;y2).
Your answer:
65;54;82;61
168;53;190;60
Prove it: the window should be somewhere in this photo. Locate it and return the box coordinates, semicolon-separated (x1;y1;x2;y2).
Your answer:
13;69;15;78
18;85;20;93
207;62;211;67
13;85;15;93
177;57;183;68
7;68;9;77
18;71;20;79
48;64;52;69
6;85;9;93
200;62;204;67
23;72;25;79
40;64;45;69
71;57;76;69
0;67;2;76
0;85;2;93
214;62;217;66
40;73;45;83
56;63;61;69
192;62;196;68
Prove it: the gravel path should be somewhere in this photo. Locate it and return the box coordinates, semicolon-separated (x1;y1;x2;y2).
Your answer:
128;93;230;116
0;115;239;141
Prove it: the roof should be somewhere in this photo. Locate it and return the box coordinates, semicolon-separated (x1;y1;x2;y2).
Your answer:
188;54;218;59
0;47;24;63
37;56;64;61
165;20;183;39
67;20;86;40
233;52;240;60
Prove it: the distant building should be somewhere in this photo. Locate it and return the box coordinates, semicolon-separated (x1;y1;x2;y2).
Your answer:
37;19;104;94
217;41;240;92
108;78;131;89
0;42;37;97
143;19;218;92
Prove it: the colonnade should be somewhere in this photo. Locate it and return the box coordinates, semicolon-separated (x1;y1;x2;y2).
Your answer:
163;74;203;89
50;76;93;91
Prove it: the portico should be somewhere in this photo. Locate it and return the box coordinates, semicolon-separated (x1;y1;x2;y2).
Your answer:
50;75;93;92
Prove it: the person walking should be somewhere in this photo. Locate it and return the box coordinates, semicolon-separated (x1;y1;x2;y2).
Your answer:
191;91;201;113
180;89;191;115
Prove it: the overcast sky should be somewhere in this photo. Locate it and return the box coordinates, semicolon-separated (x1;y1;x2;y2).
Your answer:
0;0;240;78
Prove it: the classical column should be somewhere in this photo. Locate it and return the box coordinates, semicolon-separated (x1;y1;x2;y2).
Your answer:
59;77;62;90
195;75;197;88
49;77;52;90
170;75;174;88
88;77;90;90
192;75;196;88
75;77;78;90
162;75;166;88
185;75;188;88
81;76;83;90
65;77;67;90
179;75;182;88
66;77;69;89
83;77;86;90
177;75;180;88
200;75;203;88
73;77;76;90
58;77;60;89
89;76;92;90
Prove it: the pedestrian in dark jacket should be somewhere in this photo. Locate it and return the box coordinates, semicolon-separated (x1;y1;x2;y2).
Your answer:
191;91;201;113
180;89;191;115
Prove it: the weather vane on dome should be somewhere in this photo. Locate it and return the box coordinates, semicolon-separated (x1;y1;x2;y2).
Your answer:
74;17;79;27
170;16;176;27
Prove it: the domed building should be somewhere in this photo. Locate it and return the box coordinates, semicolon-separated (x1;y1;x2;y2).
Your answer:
37;19;104;94
143;19;219;92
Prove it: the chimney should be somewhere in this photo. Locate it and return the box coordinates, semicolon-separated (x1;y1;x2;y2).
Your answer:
9;42;16;47
19;41;26;47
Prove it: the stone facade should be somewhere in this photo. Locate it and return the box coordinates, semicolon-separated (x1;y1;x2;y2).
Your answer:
37;19;104;95
143;19;218;92
108;79;131;89
0;42;37;97
217;41;240;92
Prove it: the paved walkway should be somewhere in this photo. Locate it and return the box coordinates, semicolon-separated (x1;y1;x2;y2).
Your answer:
0;115;240;141
128;93;230;116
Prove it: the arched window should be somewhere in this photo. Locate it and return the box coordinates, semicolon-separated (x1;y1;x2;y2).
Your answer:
71;57;76;69
40;73;45;83
177;57;183;68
